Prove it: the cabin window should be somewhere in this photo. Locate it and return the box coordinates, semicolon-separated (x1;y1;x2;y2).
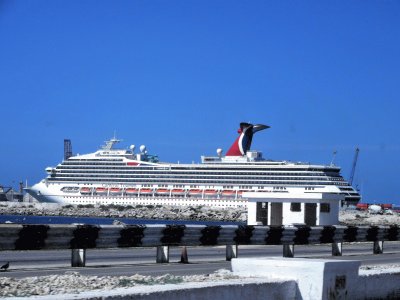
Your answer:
320;203;330;213
290;203;301;212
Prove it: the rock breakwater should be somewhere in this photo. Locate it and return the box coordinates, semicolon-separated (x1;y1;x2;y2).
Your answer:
0;202;247;223
1;202;400;225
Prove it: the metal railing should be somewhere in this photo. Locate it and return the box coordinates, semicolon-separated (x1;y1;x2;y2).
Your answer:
0;224;398;267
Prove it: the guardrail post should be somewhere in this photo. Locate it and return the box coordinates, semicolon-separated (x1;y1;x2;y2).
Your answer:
156;246;169;263
71;249;86;267
373;241;384;254
332;242;343;256
283;244;294;258
180;246;189;264
226;245;238;261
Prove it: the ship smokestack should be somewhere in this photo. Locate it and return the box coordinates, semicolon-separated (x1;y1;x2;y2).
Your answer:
226;123;269;156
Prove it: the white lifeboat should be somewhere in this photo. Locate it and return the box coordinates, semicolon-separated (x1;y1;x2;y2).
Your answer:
171;188;185;195
95;187;108;195
140;188;153;194
156;188;170;194
109;188;121;195
204;189;217;196
125;188;138;194
237;190;250;197
188;189;202;196
221;190;235;197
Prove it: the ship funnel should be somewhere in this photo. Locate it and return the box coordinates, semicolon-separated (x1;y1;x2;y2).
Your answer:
226;123;269;156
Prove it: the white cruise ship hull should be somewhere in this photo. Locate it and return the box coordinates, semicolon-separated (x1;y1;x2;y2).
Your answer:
26;181;248;208
26;181;346;209
26;123;361;208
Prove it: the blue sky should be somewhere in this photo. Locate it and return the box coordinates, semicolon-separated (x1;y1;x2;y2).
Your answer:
1;1;399;204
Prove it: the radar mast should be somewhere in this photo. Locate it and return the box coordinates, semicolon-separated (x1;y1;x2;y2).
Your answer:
101;134;122;150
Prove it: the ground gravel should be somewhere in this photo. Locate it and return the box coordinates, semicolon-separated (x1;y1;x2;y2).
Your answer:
0;269;238;297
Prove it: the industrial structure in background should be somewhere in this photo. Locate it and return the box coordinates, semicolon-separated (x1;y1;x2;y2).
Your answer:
0;183;23;202
64;139;73;160
349;147;360;187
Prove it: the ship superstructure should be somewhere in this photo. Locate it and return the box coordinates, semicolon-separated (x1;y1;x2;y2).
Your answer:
26;123;360;207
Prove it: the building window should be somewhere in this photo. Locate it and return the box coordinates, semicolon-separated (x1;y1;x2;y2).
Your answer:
291;203;301;212
320;203;330;213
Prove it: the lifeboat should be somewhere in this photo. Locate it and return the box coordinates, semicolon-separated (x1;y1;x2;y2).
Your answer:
95;187;108;194
80;187;92;194
125;188;138;194
109;188;121;195
171;188;185;195
140;188;153;194
188;189;202;196
204;189;217;195
221;190;235;197
156;188;170;194
237;190;250;196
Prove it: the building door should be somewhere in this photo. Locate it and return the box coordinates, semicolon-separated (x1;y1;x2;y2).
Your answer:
256;202;268;225
304;203;317;226
270;202;283;225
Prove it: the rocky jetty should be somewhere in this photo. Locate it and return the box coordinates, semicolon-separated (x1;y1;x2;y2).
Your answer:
0;202;247;223
339;209;400;225
1;202;400;225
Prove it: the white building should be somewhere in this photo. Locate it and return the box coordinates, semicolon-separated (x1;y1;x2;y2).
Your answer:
244;186;343;226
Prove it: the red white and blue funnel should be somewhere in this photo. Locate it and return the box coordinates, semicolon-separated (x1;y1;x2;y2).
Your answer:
226;123;269;156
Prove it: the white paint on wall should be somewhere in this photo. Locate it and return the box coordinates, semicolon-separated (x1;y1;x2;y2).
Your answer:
245;187;343;225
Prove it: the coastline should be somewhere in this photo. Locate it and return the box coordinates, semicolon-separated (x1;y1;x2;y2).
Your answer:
1;202;400;225
0;202;247;223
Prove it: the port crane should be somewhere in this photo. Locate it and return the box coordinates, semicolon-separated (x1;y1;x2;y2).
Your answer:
349;147;359;186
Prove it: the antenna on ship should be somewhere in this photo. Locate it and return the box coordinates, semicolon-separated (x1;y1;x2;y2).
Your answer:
101;132;122;150
330;150;337;166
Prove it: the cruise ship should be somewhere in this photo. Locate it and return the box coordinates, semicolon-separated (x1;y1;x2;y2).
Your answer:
26;123;361;208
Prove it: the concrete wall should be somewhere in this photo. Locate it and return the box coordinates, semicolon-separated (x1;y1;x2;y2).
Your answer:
231;258;400;300
16;264;400;300
318;202;340;225
33;279;299;300
248;200;339;225
246;188;343;226
358;270;400;299
282;202;304;225
232;257;361;300
247;201;258;224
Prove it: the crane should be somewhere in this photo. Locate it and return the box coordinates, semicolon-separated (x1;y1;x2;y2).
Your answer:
349;147;359;186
